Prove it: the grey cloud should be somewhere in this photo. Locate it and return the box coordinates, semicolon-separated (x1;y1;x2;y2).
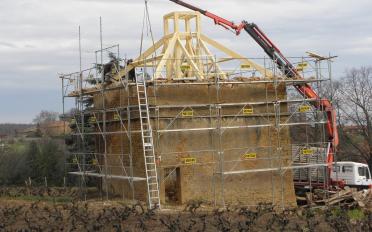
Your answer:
0;0;371;122
0;42;17;48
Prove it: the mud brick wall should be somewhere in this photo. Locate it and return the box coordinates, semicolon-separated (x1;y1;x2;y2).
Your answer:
93;82;297;207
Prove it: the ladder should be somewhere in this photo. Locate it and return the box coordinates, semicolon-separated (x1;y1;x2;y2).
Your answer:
135;72;161;209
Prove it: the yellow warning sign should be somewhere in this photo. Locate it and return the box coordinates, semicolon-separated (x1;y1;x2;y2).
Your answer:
181;64;191;72
299;105;311;113
182;110;194;117
70;119;76;124
243;107;254;115
72;158;79;164
296;62;308;71
243;153;257;160
114;113;120;121
183;157;196;165
301;148;314;155
89;116;97;124
92;159;99;166
240;64;252;70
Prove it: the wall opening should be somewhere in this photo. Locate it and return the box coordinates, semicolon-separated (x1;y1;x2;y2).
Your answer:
164;167;181;204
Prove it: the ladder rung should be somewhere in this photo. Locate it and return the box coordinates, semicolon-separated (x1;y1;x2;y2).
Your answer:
148;183;158;185
144;143;152;147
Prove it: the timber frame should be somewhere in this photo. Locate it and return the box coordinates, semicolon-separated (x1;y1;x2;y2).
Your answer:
114;11;272;82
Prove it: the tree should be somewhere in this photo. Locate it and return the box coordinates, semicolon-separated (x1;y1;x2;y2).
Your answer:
33;110;59;124
337;67;372;170
35;139;64;185
0;139;65;186
25;141;39;179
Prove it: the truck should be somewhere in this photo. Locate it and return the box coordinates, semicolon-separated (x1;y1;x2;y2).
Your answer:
331;162;372;189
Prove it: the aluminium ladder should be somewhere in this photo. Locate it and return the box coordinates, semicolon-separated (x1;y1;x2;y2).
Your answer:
135;72;161;209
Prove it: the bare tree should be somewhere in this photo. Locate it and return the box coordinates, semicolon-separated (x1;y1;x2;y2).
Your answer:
33;111;59;124
337;67;372;170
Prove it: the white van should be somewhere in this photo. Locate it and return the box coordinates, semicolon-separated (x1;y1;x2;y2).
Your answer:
331;162;372;188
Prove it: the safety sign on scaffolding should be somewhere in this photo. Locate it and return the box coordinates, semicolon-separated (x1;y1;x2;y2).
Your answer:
240;64;252;70
296;62;308;72
243;106;254;115
299;105;312;113
182;108;194;117
89;116;97;124
300;148;314;155
183;157;196;165
181;64;191;72
114;113;120;121
243;153;257;160
92;159;99;166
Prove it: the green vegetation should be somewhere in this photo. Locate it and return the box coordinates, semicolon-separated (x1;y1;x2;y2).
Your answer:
9;141;27;154
0;139;65;186
330;207;342;217
347;209;365;221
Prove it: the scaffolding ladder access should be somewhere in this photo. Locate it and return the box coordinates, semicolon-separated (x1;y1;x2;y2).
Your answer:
135;72;161;209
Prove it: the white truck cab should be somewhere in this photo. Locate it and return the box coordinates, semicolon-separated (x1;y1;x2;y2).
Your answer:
331;162;372;188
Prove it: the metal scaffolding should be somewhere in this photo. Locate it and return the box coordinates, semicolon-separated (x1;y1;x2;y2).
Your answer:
60;51;335;209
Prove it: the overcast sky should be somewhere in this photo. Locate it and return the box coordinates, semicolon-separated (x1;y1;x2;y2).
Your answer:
0;0;371;123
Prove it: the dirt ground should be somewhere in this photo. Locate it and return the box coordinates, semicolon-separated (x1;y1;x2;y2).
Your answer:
0;187;371;232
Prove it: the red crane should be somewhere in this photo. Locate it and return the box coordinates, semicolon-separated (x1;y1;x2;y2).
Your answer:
169;0;339;175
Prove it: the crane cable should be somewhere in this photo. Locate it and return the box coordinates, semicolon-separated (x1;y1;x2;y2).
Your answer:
140;0;156;56
139;0;157;80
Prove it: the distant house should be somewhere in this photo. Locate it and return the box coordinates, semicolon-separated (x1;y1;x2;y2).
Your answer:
20;121;71;138
0;134;8;142
39;121;71;137
20;127;39;138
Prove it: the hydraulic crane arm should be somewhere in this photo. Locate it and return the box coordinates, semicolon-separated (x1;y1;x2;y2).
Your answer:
170;0;339;164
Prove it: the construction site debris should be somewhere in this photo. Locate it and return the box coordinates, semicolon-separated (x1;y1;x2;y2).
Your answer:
300;187;372;209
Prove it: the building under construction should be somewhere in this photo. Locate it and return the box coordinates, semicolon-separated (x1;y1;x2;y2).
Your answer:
61;11;334;209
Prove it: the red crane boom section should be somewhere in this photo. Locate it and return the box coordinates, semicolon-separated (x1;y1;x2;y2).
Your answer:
169;0;339;165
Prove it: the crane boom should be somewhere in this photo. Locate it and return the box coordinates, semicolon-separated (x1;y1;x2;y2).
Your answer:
170;0;339;168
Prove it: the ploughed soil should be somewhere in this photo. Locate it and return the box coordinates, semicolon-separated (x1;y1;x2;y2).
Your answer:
0;187;371;231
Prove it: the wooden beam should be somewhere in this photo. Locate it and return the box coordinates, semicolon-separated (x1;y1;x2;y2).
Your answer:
199;38;227;79
113;39;165;81
154;34;178;79
177;38;204;80
201;34;273;78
